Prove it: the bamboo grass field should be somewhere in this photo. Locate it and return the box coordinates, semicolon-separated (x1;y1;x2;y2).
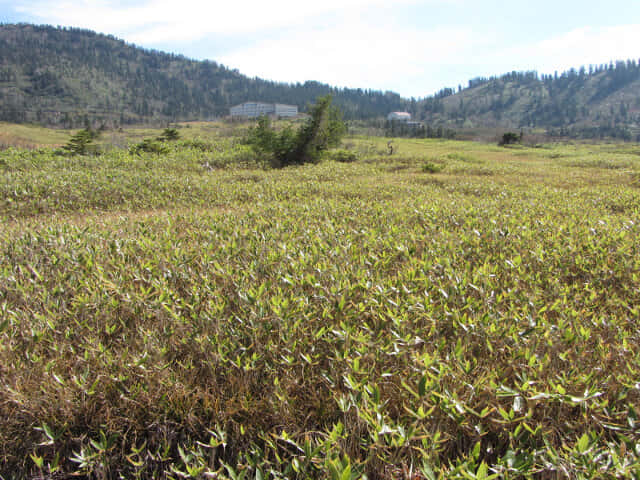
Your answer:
1;126;640;478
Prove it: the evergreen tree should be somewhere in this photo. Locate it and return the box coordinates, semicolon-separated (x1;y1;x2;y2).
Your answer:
247;95;346;167
62;128;99;155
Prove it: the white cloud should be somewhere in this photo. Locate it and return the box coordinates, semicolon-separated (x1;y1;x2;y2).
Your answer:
217;18;479;96
12;0;478;96
15;0;430;42
486;24;640;76
538;25;640;70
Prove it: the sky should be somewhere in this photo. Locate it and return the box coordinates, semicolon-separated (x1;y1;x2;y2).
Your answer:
1;0;639;98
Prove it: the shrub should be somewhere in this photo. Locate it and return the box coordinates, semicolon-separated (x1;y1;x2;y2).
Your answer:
422;160;444;173
62;128;100;156
158;127;180;141
328;149;358;163
247;95;346;168
129;138;169;155
499;132;521;146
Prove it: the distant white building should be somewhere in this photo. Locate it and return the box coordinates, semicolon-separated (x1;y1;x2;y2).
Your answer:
230;102;298;118
274;104;298;117
387;111;411;122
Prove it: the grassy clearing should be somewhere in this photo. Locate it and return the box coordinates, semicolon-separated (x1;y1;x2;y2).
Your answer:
1;128;640;479
0;120;249;152
0;122;72;149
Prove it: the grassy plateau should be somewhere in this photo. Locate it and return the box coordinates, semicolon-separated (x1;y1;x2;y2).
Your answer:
1;126;640;479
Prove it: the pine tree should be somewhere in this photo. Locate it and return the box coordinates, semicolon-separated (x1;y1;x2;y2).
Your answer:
62;128;98;155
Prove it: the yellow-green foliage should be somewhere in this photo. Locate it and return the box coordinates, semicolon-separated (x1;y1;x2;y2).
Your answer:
1;131;640;479
0;122;72;148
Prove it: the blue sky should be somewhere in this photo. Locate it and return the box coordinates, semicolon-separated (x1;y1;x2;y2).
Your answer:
1;0;639;98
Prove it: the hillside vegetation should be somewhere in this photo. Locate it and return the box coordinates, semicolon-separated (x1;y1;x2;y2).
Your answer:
1;125;640;478
414;65;640;140
0;24;405;126
2;23;640;141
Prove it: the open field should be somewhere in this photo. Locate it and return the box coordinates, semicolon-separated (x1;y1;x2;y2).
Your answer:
0;122;73;150
1;128;640;479
0;121;252;151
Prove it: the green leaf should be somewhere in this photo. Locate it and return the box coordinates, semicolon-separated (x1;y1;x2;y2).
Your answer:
418;375;427;397
472;441;481;460
577;433;589;453
340;461;352;480
30;453;44;468
477;461;488;480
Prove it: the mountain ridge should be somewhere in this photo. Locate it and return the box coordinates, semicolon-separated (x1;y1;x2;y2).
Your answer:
1;23;639;139
413;65;640;139
0;23;406;126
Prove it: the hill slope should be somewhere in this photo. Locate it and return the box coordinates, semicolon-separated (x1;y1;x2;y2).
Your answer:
1;23;639;138
412;65;640;139
0;24;406;126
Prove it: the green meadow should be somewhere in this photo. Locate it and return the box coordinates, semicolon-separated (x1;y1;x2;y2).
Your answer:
1;127;639;479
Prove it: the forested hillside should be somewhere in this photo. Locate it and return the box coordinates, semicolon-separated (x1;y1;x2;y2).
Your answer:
1;23;639;138
0;24;406;126
412;63;640;139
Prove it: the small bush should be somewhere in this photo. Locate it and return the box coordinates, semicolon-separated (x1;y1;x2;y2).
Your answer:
499;132;521;146
129;138;169;155
62;128;100;156
158;127;180;141
422;160;444;173
328;149;358;163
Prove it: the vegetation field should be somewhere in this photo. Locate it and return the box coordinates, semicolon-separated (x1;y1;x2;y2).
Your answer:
1;128;640;479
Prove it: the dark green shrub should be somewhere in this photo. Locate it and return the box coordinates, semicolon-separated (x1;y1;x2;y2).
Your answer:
246;95;346;168
62;128;100;155
158;127;180;141
499;132;521;146
328;149;358;163
422;160;444;173
129;138;169;155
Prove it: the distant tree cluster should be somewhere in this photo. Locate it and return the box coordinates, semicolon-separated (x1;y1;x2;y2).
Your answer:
385;120;456;139
547;125;633;141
